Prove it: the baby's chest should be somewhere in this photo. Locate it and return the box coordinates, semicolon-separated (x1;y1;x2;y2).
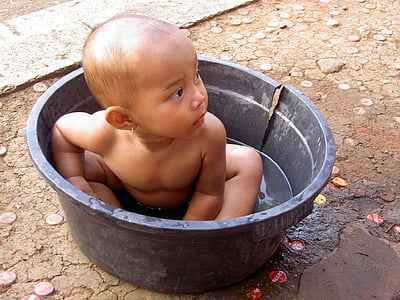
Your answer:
106;148;202;190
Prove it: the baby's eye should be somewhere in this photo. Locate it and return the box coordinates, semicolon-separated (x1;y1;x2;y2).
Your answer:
194;70;200;81
170;88;183;100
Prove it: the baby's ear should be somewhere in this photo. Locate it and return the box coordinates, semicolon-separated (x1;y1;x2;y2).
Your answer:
104;106;136;130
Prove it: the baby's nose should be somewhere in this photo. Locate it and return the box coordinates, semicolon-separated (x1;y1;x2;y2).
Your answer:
191;90;206;110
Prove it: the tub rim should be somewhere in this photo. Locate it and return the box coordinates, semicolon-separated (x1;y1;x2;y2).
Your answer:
26;56;335;234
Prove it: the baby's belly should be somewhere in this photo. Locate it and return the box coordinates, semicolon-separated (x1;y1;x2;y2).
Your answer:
123;185;192;208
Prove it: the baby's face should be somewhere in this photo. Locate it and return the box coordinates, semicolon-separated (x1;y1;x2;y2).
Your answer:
126;31;208;140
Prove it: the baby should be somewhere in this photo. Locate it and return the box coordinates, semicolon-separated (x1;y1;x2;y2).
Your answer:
51;14;262;220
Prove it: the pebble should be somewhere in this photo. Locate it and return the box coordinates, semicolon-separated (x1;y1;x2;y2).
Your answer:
269;270;288;283
0;211;17;224
21;295;41;300
393;63;400;70
0;145;7;156
314;194;327;204
0;271;17;286
326;19;340;26
267;21;280;27
381;29;393;35
365;3;376;9
300;80;313;87
18;127;27;137
317;58;345;74
242;18;254;24
329;10;340;16
360;98;373;106
254;32;266;39
373;34;386;41
315;91;328;99
343;137;359;146
34;281;55;296
293;4;305;11
331;165;340;176
332;177;348;187
230;18;242;25
348;35;361;42
245;287;262;300
220;54;233;61
45;213;64;225
290;67;304;77
260;63;272;71
211;26;223;34
338;83;351;90
33;82;48;93
231;33;244;39
320;0;331;3
238;8;249;15
280;12;292;19
367;214;384;225
347;47;359;54
353;107;366;114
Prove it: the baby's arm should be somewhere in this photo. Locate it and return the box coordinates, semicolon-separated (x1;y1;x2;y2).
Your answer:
183;115;226;221
51;111;111;198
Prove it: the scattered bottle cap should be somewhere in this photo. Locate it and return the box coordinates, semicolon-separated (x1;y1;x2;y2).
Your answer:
380;190;395;202
0;271;17;286
269;270;288;283
45;213;64;225
245;287;262;300
314;194;327;204
210;26;223;34
290;239;305;251
280;235;289;245
332;177;348;187
21;295;41;300
33;82;48;93
0;145;7;157
34;281;55;296
353;107;366;114
301;80;313;87
0;211;17;224
367;214;384;225
348;35;361;42
360;98;373;106
393;225;400;234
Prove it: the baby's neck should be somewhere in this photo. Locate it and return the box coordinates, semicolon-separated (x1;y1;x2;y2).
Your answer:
131;128;175;152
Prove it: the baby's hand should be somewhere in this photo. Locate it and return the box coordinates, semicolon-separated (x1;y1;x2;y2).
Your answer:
66;176;99;199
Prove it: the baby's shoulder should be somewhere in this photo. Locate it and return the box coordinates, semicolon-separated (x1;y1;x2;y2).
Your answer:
203;112;226;140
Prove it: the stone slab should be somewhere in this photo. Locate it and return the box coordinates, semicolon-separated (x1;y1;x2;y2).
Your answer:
296;225;400;300
0;0;256;94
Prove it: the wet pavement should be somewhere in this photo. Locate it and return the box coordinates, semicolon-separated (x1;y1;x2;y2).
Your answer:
1;0;400;299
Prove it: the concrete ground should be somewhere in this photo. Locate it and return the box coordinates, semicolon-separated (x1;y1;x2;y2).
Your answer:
1;0;399;299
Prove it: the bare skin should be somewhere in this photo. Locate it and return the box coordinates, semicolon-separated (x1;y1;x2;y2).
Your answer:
51;14;262;220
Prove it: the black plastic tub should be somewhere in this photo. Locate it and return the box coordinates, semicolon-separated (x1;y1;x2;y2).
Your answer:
26;56;335;293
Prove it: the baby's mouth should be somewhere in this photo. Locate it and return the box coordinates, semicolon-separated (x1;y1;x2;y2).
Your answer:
193;112;206;128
